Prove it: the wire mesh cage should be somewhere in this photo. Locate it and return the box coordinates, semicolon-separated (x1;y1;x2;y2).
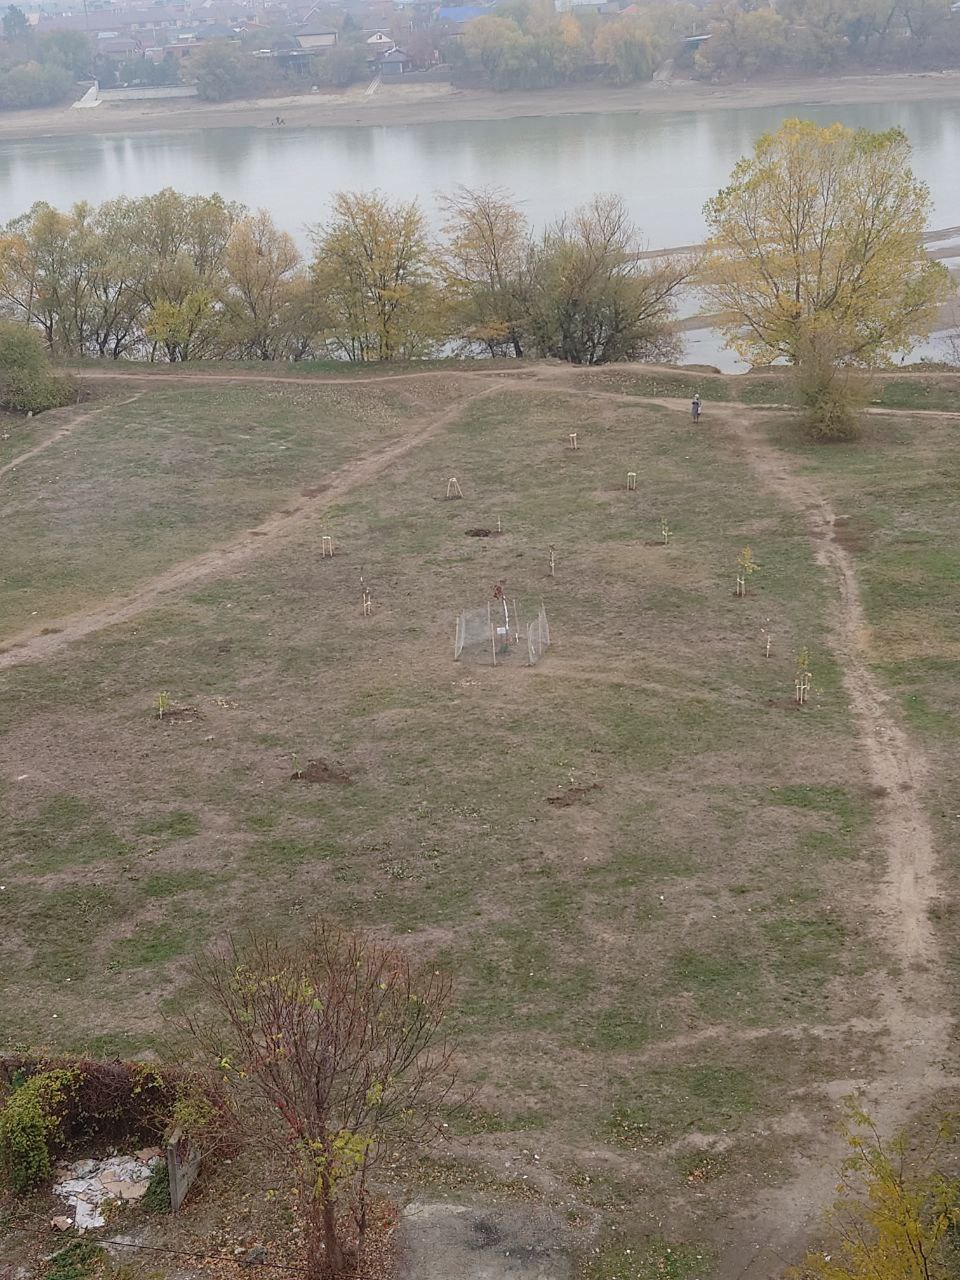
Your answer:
525;604;550;666
454;600;549;667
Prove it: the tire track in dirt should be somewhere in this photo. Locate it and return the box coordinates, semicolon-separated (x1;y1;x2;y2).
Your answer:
703;405;953;1278
0;393;143;481
0;381;502;673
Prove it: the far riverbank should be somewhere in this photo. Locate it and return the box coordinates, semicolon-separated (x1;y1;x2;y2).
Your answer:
3;67;960;142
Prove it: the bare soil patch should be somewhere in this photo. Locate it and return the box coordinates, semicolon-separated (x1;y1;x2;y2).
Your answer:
546;782;603;807
154;706;202;723
291;758;353;785
832;515;869;552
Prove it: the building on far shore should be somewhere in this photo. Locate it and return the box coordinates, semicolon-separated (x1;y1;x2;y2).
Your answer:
295;23;338;47
378;44;411;72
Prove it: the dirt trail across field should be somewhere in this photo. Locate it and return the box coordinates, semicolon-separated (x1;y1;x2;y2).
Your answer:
0;393;143;481
0;378;502;672
72;366;526;390
522;365;955;1271
704;402;954;1275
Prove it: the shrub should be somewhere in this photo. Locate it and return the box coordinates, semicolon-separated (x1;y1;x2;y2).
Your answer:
0;60;75;110
0;1054;230;1195
0;321;76;412
141;1159;172;1213
791;350;866;442
0;1068;75;1192
43;1241;105;1280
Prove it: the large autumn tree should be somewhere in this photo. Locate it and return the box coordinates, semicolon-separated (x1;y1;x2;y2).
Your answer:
700;119;951;437
310;191;438;362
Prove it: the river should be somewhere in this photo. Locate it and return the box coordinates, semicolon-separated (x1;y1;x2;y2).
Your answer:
1;94;959;367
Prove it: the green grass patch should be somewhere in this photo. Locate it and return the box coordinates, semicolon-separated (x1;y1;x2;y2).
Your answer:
7;794;130;874
109;923;195;969
581;1239;710;1280
143;870;221;898
604;1064;759;1148
443;1104;549;1136
43;1242;105;1280
135;809;201;841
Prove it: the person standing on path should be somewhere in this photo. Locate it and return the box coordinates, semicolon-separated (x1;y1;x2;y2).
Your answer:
692;393;702;423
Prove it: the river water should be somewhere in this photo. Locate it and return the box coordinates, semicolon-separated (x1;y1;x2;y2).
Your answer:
1;94;959;366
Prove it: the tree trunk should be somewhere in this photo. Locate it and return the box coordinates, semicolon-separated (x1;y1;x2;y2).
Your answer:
304;1189;346;1280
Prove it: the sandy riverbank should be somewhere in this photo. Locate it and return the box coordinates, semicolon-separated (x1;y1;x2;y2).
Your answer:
4;67;960;141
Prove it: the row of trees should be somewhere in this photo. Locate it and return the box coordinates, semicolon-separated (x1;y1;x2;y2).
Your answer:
457;4;683;89
0;7;95;108
450;0;960;91
693;0;960;79
0;121;949;436
0;187;687;365
0;7;367;111
188;40;370;103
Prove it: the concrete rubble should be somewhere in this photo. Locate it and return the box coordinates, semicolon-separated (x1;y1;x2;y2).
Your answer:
52;1149;162;1231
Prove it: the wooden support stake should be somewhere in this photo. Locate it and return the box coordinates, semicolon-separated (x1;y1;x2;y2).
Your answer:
489;601;496;666
497;514;502;534
626;471;637;491
549;547;556;577
362;589;372;617
660;518;671;545
765;635;771;658
321;535;334;558
735;574;745;597
569;432;578;451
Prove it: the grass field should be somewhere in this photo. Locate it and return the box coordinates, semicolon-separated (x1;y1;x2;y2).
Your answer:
1;363;958;1279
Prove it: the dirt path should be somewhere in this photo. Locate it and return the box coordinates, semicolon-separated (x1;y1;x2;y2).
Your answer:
520;365;955;1270
74;366;530;390
0;380;501;672
0;393;143;481
702;405;953;1277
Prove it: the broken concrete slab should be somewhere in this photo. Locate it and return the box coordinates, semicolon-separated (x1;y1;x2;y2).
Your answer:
400;1202;573;1280
52;1150;162;1232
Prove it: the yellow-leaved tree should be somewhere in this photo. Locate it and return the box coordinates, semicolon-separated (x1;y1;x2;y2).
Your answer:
221;210;314;361
791;1102;960;1280
700;119;951;438
310;190;438;362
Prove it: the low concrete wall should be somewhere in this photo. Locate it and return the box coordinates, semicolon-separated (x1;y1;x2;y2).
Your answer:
403;66;453;84
99;85;199;102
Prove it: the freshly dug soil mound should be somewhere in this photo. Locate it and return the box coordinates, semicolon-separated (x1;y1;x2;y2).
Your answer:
546;782;603;807
155;706;202;723
291;758;353;785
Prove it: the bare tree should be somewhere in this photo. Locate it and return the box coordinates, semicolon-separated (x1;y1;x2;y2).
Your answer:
524;194;688;365
438;185;529;358
189;921;456;1280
